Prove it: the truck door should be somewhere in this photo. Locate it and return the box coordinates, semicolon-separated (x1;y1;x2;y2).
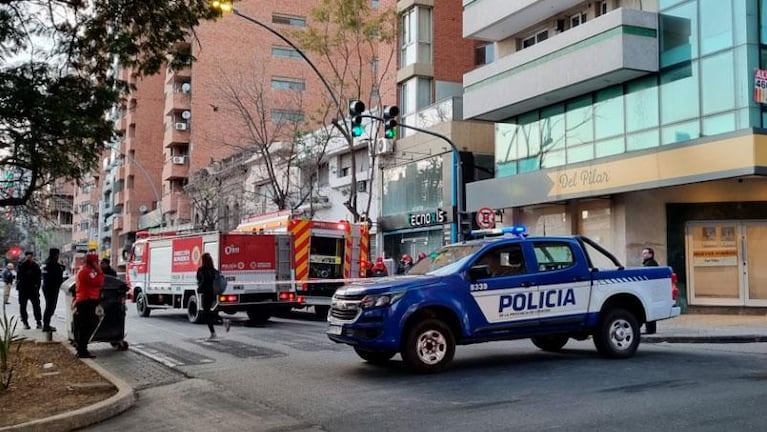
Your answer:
531;240;591;327
467;243;540;331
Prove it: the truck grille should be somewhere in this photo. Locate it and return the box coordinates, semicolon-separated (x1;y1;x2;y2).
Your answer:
330;293;364;320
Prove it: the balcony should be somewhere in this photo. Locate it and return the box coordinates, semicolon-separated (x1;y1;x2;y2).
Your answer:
463;8;658;122
166;65;192;83
162;156;189;181
138;208;162;230
401;97;463;138
163;121;190;147
114;190;125;206
164;91;191;116
464;0;582;41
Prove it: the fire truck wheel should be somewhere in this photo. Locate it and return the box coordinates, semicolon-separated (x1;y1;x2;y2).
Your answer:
314;305;330;319
247;308;272;324
187;295;204;324
136;292;151;317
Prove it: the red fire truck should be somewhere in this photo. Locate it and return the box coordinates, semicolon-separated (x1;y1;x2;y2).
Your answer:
126;231;300;324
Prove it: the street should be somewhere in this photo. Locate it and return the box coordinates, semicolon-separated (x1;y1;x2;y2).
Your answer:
9;291;767;432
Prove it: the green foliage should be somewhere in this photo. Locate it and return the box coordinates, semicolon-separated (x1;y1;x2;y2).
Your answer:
0;304;25;390
0;0;227;207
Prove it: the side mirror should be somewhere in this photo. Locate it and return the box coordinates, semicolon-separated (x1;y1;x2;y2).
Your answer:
468;265;492;280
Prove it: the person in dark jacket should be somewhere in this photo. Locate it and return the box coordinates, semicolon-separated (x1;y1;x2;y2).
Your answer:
100;258;118;277
196;252;218;339
17;251;42;330
641;247;659;334
42;248;66;332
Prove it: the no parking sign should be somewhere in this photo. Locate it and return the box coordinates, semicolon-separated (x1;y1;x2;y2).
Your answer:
475;207;496;229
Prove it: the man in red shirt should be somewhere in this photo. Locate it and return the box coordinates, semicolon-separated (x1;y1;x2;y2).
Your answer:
74;253;104;358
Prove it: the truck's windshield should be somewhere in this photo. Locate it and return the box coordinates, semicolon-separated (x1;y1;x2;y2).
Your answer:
406;244;483;275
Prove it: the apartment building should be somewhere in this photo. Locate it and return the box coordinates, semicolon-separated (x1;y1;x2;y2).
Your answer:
463;0;767;312
83;0;398;268
375;0;494;264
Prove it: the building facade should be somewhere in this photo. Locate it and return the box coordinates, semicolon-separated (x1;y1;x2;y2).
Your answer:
463;0;767;312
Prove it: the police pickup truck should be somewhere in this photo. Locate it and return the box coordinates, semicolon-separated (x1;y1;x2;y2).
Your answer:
327;227;681;373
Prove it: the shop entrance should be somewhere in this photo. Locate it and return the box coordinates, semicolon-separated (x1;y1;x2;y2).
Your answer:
686;221;767;306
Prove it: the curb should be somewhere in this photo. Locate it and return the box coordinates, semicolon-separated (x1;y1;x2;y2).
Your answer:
0;343;136;432
643;335;767;344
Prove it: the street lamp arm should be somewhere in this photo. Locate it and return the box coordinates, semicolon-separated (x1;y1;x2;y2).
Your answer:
105;143;162;225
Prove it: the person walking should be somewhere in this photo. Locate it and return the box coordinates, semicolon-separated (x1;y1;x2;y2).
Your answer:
42;248;66;332
100;258;117;277
17;251;42;330
74;252;104;358
642;247;659;334
196;252;218;339
2;262;14;305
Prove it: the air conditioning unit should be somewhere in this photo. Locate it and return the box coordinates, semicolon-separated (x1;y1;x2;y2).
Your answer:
172;156;186;165
375;137;394;156
174;122;188;131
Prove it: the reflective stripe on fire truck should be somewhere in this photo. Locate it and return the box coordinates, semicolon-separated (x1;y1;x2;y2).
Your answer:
343;223;352;279
290;220;311;289
359;224;369;277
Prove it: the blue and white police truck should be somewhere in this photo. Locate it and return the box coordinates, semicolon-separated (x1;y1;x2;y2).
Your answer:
327;227;681;373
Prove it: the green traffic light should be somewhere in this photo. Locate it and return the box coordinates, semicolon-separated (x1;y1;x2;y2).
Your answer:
384;128;397;139
352;125;365;137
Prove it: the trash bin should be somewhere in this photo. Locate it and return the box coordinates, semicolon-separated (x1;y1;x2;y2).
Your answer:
60;274;129;351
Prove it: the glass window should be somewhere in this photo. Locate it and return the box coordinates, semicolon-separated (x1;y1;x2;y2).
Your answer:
382;156;443;216
517;112;540;159
540;104;565;152
566;95;593;147
495;123;520;168
400;77;432;115
625;76;659;132
660;61;699;124
271;46;302;59
475;43;495;66
594;86;624;139
595;136;625;158
661;120;700;145
518;156;540;173
701;51;735;115
626;130;659;151
659;0;687;10
734;45;757;111
660;2;697;68
540;149;565;168
567;144;593;164
702;112;736;136
761;0;767;44
272;14;306;27
734;0;757;46
401;6;432;67
271;109;304;123
699;0;733;55
271;77;305;91
533;242;575;272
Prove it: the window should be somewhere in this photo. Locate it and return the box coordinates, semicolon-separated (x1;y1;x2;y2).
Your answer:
318;163;329;186
339;153;351;178
371;0;379;8
475;43;495;66
382;156;444;216
475;245;527;278
570;13;587;28
533;242;575;272
521;30;549;49
272;14;306;27
400;77;432;115
597;1;608;16
272;46;302;59
271;109;304;123
271;77;305;91
400;6;432;66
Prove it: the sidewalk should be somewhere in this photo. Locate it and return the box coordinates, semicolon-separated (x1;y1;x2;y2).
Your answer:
643;313;767;343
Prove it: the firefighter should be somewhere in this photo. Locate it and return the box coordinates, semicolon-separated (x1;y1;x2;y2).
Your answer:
416;252;427;263
398;254;413;275
371;257;388;277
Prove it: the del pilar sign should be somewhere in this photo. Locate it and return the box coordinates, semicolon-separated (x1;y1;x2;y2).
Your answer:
408;208;447;227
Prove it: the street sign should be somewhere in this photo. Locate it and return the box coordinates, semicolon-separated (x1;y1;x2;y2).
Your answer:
476;207;496;229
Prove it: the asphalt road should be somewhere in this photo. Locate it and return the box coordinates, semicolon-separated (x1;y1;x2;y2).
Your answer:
12;292;767;432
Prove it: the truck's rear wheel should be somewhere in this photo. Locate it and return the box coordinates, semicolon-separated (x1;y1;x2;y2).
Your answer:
593;308;640;359
136;292;151;317
531;334;569;352
187;295;203;324
247;308;272;324
353;347;396;365
401;319;455;374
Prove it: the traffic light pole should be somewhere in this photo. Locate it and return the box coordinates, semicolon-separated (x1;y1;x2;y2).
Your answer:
358;114;465;242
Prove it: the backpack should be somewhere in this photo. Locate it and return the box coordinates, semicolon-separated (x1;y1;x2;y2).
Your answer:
213;270;227;295
2;269;13;284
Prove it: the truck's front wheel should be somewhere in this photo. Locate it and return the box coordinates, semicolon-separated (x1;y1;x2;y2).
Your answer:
187;295;203;324
531;334;569;352
401;319;455;373
593;308;640;359
353;347;396;365
136;291;151;317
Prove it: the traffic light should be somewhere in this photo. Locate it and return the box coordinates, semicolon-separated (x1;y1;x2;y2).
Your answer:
349;100;365;138
383;105;399;139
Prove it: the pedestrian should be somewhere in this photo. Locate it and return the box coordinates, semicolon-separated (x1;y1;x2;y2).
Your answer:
196;252;218;339
416;252;427;263
100;258;117;277
641;247;659;334
17;251;42;330
74;252;104;358
371;256;388;277
397;254;413;275
642;247;659;267
42;248;66;332
2;262;14;305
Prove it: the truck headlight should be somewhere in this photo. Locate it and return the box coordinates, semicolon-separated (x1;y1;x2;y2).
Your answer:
359;292;404;310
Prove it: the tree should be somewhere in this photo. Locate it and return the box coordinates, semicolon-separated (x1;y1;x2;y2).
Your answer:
0;0;223;207
294;0;398;222
184;164;247;232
